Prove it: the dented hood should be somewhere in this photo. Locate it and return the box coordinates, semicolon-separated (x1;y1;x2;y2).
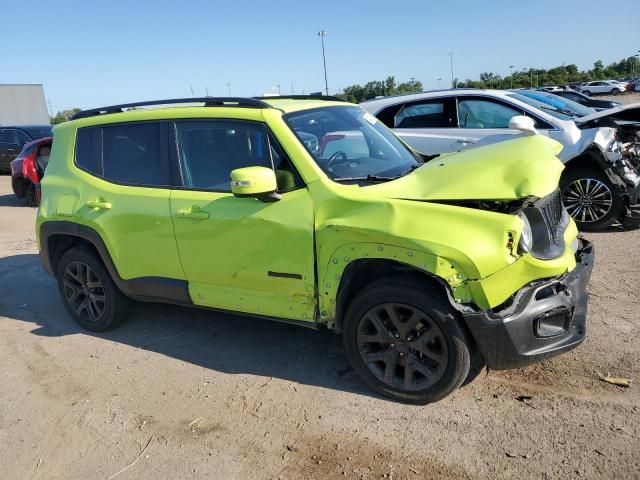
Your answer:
366;135;564;201
575;102;640;125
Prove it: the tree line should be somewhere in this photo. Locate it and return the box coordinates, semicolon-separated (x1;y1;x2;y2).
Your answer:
49;56;638;121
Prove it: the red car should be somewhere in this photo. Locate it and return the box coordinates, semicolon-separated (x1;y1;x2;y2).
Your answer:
10;137;52;206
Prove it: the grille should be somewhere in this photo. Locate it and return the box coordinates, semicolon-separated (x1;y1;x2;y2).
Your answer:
536;189;565;243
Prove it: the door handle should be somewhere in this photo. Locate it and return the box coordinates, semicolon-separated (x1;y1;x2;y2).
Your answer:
85;199;112;210
177;207;210;220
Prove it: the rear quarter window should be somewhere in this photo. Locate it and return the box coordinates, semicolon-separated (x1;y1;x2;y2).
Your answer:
75;127;102;175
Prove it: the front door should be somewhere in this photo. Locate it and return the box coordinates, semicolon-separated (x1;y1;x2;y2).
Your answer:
169;119;316;322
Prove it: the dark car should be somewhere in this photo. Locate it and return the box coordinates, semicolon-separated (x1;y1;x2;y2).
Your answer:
553;90;622;111
10;137;52;206
0;125;53;173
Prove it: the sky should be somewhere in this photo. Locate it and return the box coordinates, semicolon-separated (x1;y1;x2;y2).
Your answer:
2;0;639;112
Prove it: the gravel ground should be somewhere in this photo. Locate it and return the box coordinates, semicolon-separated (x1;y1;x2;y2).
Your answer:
0;168;639;479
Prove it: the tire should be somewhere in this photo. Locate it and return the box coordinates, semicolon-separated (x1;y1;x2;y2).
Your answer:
582;90;590;96
56;248;130;331
560;167;625;231
342;276;471;404
25;184;37;207
610;88;619;96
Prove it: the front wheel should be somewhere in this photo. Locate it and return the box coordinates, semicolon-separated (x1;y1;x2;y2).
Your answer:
342;277;472;404
610;88;619;96
561;167;625;231
582;90;591;96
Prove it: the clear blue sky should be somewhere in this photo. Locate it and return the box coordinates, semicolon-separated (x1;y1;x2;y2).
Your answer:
3;0;639;112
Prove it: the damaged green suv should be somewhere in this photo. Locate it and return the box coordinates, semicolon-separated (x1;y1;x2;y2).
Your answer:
37;96;594;403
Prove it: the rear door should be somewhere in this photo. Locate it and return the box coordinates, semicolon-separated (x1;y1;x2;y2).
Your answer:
169;119;316;321
75;121;185;287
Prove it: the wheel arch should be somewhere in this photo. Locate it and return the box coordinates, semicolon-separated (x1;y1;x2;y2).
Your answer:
331;258;456;333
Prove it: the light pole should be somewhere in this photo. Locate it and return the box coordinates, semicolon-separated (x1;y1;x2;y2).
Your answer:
437;77;442;89
318;30;329;96
509;65;514;89
448;52;454;88
227;83;231;96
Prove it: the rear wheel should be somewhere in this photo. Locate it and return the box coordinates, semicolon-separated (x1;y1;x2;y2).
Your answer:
342;277;471;404
561;167;624;231
610;88;619;96
56;248;129;331
582;90;590;96
25;184;37;207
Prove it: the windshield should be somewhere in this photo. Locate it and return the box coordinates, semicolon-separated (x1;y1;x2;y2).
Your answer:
24;126;53;140
507;93;577;121
284;106;421;182
516;91;595;118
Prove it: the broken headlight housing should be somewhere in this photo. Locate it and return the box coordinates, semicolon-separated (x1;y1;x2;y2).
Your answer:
517;212;533;253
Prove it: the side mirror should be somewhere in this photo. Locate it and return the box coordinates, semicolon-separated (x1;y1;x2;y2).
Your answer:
230;166;280;202
508;115;537;136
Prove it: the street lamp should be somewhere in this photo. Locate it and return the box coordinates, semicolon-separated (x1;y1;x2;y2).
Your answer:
437;77;442;89
227;83;231;96
509;65;514;89
448;52;454;88
318;30;329;96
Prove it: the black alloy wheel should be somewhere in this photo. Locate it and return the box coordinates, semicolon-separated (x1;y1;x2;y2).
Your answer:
62;261;107;323
356;303;448;391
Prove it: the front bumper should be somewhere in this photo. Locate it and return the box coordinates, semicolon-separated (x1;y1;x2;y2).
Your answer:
463;239;594;369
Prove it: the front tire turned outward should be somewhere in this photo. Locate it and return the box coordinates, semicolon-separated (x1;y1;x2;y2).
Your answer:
56;248;130;331
561;167;625;231
342;277;472;404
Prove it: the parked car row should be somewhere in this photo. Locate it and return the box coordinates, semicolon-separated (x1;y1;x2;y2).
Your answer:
36;95;594;404
361;88;640;230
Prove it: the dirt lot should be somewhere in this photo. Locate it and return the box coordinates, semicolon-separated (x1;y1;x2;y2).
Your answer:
0;167;639;479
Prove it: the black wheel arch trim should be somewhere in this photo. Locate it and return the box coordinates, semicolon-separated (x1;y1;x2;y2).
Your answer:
39;220;192;305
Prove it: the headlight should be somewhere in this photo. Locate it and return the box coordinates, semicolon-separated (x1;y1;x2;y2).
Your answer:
518;212;533;253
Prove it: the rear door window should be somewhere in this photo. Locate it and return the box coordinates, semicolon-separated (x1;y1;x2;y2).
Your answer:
393;99;454;128
102;122;170;186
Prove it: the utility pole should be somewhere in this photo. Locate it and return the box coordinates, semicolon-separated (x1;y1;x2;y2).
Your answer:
448;52;454;88
227;83;231;96
47;99;53;117
509;66;514;89
529;68;533;88
190;85;194;97
318;30;329;95
437;77;442;89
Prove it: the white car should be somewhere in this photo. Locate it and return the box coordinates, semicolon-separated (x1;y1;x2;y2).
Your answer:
580;81;625;96
361;89;640;230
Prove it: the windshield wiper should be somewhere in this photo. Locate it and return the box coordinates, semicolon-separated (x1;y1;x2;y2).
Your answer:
333;174;397;183
399;163;424;177
539;105;577;118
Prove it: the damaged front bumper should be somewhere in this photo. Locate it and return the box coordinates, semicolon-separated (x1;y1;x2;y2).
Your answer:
462;239;594;369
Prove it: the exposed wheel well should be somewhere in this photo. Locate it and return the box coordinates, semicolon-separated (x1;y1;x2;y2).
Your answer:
48;234;101;276
562;148;604;174
333;258;451;332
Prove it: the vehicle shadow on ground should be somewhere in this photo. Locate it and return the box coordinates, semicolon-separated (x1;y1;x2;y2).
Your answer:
0;193;30;208
0;253;374;399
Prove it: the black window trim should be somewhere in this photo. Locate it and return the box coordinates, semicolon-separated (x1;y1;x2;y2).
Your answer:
170;117;306;194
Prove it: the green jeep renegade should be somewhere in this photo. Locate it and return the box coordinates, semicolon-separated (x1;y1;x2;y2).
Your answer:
37;96;594;403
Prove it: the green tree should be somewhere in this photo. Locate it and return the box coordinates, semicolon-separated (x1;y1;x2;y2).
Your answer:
50;108;81;124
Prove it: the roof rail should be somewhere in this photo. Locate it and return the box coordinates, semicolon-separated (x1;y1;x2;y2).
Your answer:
254;94;347;103
71;97;271;120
